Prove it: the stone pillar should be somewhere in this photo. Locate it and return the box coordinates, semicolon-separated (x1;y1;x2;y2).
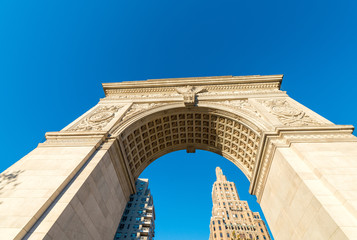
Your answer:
0;132;104;239
260;136;357;239
0;101;134;240
25;139;133;240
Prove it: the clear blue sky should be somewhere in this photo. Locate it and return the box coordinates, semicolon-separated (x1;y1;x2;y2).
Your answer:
1;0;357;239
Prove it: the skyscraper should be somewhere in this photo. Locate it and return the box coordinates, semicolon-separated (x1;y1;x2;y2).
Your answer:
114;179;155;240
209;167;271;240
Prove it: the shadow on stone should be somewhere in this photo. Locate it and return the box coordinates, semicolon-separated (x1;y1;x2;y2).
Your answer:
0;170;24;204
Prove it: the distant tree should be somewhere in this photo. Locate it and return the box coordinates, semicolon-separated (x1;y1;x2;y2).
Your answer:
231;231;240;240
230;231;255;240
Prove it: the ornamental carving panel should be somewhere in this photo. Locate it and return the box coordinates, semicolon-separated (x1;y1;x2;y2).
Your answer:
260;99;321;126
121;103;169;122
217;100;262;118
176;85;206;107
67;105;122;131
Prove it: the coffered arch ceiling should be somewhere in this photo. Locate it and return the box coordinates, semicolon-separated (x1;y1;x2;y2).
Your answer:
114;106;266;181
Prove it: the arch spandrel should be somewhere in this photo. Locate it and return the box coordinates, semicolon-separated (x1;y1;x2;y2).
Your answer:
100;78;338;197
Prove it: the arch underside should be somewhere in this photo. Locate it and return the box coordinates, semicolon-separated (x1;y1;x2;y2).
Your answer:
117;107;262;181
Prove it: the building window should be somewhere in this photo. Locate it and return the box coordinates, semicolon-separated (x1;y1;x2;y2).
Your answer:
220;233;223;237
219;226;221;230
227;233;230;237
261;228;264;233
119;224;124;229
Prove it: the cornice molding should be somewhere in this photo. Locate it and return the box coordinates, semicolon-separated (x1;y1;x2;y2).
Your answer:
38;131;108;147
102;75;283;96
250;125;356;202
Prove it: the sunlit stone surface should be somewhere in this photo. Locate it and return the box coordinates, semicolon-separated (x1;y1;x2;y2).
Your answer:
0;75;356;239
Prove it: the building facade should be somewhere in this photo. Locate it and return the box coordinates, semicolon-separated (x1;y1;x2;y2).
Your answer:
209;167;271;240
114;179;155;240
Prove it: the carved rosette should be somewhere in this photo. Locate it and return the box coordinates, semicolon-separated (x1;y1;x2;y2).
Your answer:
67;105;122;131
260;99;321;126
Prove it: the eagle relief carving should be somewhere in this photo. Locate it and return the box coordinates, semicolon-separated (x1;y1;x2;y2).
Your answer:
176;85;206;107
68;105;122;131
261;99;321;126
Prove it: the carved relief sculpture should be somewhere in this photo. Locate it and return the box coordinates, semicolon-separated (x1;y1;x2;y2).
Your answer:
176;85;206;107
260;99;321;126
121;103;168;122
67;105;122;131
223;100;262;118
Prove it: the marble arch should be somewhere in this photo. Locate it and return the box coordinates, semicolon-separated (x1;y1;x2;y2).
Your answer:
1;75;357;240
114;105;264;181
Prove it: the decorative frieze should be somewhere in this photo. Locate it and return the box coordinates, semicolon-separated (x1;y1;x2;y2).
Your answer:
103;82;282;98
199;87;282;96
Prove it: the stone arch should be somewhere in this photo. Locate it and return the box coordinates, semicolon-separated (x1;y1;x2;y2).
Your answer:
114;106;262;181
1;75;357;240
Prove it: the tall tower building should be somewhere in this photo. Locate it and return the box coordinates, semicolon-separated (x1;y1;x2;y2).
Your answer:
114;179;155;240
209;167;271;240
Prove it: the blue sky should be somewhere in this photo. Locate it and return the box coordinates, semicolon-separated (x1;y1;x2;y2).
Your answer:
1;0;357;239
